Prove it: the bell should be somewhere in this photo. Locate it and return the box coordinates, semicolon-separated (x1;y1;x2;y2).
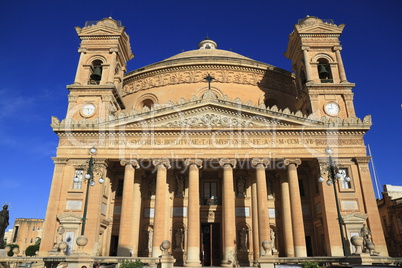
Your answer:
318;64;329;78
90;67;102;81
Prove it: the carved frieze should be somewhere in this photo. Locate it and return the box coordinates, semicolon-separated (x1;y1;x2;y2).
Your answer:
122;67;294;97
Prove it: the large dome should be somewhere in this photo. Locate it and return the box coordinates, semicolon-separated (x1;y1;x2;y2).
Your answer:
124;38;279;78
163;47;253;62
122;38;295;111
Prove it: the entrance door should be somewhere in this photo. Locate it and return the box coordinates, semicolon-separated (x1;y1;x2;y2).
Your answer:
201;223;221;266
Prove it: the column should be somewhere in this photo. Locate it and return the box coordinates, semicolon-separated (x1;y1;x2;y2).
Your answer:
280;177;294;257
108;49;118;84
152;159;171;257
251;158;271;256
284;159;307;257
184;159;203;266
73;48;86;84
302;46;313;82
219;158;237;266
131;165;142;257
333;46;348;83
118;160;139;256
251;176;260;261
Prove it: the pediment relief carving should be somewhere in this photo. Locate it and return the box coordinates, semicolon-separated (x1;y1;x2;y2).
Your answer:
146;111;286;128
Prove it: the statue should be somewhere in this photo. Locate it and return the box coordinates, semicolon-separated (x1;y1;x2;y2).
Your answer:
147;226;153;254
360;224;373;253
239;228;248;251
0;205;9;248
270;227;277;253
174;228;184;251
237;177;246;197
175;174;184;197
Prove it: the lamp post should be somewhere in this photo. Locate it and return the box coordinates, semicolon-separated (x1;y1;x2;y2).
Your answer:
73;147;104;236
318;148;350;256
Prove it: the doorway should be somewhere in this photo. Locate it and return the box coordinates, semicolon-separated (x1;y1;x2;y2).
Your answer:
201;223;221;266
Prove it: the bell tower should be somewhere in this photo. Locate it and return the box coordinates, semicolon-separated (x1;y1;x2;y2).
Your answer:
285;16;355;118
66;18;134;120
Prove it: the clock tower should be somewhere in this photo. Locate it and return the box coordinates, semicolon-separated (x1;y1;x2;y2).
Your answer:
66;18;134;121
285;16;355;118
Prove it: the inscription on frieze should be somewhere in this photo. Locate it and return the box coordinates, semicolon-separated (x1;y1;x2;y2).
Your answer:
106;137;363;148
58;135;363;149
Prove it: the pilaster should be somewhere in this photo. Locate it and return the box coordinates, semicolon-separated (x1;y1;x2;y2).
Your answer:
40;157;69;255
354;157;388;255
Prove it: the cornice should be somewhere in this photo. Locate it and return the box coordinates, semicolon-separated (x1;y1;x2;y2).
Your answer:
55;130;368;137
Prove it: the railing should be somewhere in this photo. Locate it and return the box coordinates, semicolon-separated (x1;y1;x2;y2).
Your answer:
298;18;335;25
84;20;123;27
0;256;160;268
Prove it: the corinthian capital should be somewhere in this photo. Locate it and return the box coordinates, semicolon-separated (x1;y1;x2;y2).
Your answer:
152;159;171;169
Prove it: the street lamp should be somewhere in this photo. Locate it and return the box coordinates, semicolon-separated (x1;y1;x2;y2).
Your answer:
318;148;350;256
73;147;104;236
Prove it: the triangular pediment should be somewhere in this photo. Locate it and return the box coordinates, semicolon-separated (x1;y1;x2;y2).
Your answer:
110;97;322;130
76;19;124;36
296;23;344;35
78;27;123;36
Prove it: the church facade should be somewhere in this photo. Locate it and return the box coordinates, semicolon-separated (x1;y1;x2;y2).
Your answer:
40;17;388;265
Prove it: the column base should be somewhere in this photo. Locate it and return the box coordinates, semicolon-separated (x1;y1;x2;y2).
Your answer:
184;261;202;267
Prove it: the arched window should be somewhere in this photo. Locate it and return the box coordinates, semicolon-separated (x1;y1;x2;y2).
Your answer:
89;60;103;84
136;93;158;111
317;58;333;83
142;99;154;109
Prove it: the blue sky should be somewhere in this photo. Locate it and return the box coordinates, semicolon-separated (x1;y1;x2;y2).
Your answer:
0;0;401;228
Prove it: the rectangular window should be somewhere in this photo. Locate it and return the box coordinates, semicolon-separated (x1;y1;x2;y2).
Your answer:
339;168;352;189
73;169;84;189
203;182;217;205
32;226;35;231
13;226;19;243
30;238;33;243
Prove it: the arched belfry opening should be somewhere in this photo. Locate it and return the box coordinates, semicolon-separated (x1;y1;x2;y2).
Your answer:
90;60;103;84
317;58;333;83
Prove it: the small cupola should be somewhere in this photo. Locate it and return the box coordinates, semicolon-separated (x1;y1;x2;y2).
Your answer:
198;38;218;49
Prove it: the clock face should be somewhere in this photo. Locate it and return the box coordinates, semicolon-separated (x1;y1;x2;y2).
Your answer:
81;103;96;117
324;102;340;116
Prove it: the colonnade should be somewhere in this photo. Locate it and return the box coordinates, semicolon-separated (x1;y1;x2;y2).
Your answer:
116;158;307;263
